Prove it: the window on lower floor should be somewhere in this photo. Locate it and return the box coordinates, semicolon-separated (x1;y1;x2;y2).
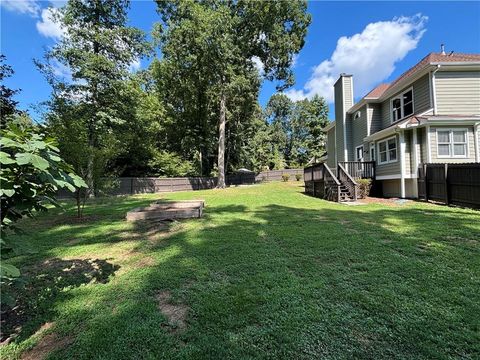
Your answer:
437;129;468;157
378;136;397;164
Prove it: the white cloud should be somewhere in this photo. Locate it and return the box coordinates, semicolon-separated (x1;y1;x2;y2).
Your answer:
291;54;299;68
251;56;264;75
1;0;40;17
285;14;428;103
36;7;65;39
129;58;142;72
51;59;71;79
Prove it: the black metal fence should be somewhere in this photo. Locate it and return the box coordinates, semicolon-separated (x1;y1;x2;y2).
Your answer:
418;163;480;209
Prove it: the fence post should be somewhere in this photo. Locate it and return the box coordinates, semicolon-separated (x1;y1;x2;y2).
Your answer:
130;178;134;195
424;163;429;202
444;163;450;205
312;168;315;196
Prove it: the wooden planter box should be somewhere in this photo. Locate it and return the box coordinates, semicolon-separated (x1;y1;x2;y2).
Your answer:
126;200;205;222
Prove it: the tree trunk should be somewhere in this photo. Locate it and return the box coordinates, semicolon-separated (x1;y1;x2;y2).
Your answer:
217;93;226;188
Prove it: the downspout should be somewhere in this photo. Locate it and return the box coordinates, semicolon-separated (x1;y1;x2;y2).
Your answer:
474;122;480;162
431;65;441;115
399;129;406;198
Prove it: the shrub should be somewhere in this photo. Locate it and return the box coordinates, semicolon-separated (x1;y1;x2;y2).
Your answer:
295;174;302;181
281;173;290;182
357;178;372;199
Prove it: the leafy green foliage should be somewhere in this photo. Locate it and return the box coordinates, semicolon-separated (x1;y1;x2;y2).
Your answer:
149;150;195;177
0;123;86;229
281;173;290;182
0;122;86;305
154;0;311;184
357;178;373;199
37;0;150;197
1;55;23;129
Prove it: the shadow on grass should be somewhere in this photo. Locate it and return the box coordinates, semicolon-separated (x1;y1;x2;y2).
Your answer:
3;194;480;359
1;258;119;343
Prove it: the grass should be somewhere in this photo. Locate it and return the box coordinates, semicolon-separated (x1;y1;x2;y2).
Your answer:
1;182;479;359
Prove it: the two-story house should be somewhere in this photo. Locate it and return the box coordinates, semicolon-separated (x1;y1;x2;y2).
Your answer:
323;51;480;199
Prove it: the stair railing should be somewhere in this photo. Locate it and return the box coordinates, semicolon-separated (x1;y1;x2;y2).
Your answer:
337;163;359;201
323;163;341;202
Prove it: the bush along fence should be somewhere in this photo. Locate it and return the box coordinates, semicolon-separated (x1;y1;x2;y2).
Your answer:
58;169;303;198
417;163;480;209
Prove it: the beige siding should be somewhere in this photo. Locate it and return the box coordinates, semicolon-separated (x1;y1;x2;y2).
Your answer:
326;127;336;168
435;71;480;115
343;76;354;109
351;105;368;158
418;127;427;163
375;134;401;177
429;125;476;163
380;74;432;129
404;130;412;175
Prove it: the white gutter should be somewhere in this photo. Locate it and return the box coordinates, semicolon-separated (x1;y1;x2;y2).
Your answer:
431;65;441;115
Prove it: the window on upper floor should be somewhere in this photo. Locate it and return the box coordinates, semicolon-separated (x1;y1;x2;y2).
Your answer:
437;129;468;158
391;88;414;123
354;111;361;120
377;136;397;164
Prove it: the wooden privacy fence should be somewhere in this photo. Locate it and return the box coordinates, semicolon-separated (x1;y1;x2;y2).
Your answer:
57;169;303;198
418;163;480;209
255;169;303;182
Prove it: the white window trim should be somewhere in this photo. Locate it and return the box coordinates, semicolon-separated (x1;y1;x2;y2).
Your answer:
369;142;375;161
436;128;469;159
377;135;398;165
355;145;364;161
390;87;414;123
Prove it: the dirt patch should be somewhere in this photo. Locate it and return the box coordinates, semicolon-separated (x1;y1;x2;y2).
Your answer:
41;214;104;227
358;197;412;206
134;256;157;268
156;291;188;333
21;332;73;360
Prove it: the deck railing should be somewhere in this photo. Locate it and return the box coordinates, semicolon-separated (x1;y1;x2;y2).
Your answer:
338;161;375;179
324;163;341;202
304;163;341;201
337;163;358;201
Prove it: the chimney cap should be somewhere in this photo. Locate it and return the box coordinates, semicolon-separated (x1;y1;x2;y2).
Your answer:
441;43;446;55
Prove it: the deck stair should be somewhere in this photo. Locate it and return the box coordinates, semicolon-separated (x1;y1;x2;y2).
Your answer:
304;161;375;203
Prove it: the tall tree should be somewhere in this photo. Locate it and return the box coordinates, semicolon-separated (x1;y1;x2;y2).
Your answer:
292;95;329;164
0;55;22;129
38;0;149;196
155;0;311;187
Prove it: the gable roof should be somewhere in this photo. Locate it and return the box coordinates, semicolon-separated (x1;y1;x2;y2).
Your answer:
364;83;390;99
349;52;480;113
389;52;480;90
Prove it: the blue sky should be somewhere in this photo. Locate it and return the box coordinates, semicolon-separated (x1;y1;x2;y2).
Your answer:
2;1;480;121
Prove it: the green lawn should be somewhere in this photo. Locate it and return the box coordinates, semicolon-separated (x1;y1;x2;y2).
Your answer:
2;182;479;359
